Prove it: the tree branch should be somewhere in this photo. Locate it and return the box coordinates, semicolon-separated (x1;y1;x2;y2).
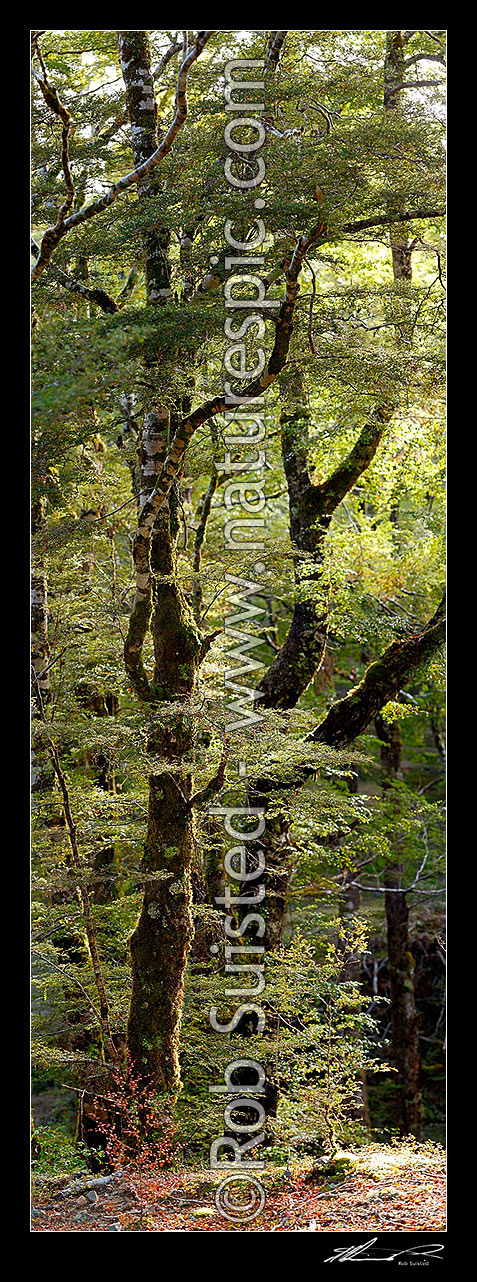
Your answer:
309;595;446;748
188;738;229;809
54;260;140;314
308;404;395;523
392;79;445;91
127;216;329;615
31;36;75;252
403;52;446;69
340;208;445;240
255;400;395;709
56;269;120;313
32;30;216;282
125;201;442;687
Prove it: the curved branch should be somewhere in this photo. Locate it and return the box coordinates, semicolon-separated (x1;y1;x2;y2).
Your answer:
309;596;446;747
403;52;446;69
31;38;75;248
32;31;216;282
255;404;395;709
308;404;395;523
188;738;229;809
125;205;443;689
249;596;446;803
340;208;445;240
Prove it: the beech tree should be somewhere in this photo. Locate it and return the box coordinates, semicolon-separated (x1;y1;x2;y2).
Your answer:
31;28;445;1154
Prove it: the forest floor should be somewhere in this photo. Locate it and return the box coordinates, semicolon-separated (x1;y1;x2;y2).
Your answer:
31;1141;445;1232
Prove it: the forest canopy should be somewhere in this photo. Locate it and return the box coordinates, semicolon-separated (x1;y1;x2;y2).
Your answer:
30;28;446;1235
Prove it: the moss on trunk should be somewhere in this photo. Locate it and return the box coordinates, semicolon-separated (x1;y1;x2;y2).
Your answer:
127;713;195;1092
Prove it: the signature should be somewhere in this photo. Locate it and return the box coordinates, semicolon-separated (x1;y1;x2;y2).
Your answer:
324;1238;444;1262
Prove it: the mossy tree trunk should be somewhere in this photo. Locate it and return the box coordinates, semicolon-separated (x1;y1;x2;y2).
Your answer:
127;709;196;1092
310;596;445;748
127;427;203;1089
118;28;322;1088
256;364;327;711
119;31;205;1093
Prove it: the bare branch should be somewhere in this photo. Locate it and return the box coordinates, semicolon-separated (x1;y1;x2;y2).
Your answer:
31;36;76;245
403;52;446;69
33;949;103;1027
152;34;182;78
421;31;446;49
392;79;445;91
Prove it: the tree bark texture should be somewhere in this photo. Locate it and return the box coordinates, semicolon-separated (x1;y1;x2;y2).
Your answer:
310;596;445;748
119;32;203;1093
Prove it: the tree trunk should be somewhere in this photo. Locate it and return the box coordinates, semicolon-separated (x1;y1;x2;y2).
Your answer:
384;865;422;1137
384;33;414;309
127;711;195;1092
371;38;427;1137
31;498;53;791
127;458;202;1089
119;31;203;1093
375;713;422;1138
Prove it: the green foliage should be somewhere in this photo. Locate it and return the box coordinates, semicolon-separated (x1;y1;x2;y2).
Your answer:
31;27;445;1166
31;1126;93;1178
